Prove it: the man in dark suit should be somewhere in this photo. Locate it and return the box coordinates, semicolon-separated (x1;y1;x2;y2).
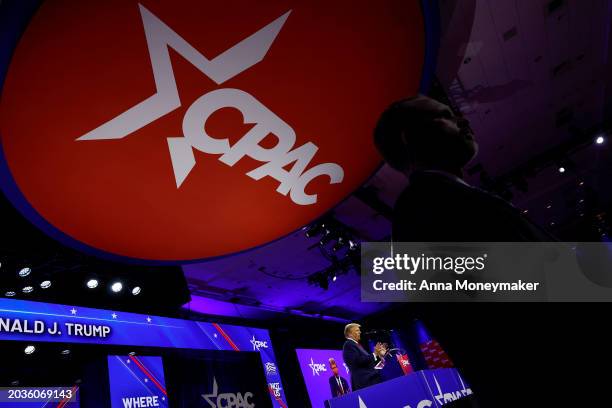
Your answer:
342;323;387;391
373;94;556;242
328;358;350;397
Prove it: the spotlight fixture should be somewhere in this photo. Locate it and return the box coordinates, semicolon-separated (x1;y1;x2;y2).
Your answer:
131;286;141;296
304;223;322;238
595;135;605;145
86;279;99;289
332;237;346;252
61;349;71;355
5;291;16;297
332;275;337;282
18;267;32;277
40;280;52;289
128;351;136;356
111;282;123;293
546;204;552;209
558;166;566;173
24;345;36;355
22;286;34;294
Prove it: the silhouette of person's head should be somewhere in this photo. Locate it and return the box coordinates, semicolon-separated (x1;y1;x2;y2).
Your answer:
374;95;478;177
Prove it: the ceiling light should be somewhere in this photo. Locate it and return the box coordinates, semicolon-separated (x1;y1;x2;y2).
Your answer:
40;280;52;289
595;135;605;145
558;166;565;173
61;349;71;355
86;279;99;289
22;286;33;294
111;282;123;293
5;291;16;297
24;345;36;355
131;286;141;296
18;267;31;277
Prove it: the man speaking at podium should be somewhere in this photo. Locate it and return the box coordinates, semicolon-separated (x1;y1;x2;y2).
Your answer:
343;323;388;391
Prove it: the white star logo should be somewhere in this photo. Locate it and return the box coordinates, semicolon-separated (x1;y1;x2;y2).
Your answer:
308;358;326;376
146;317;152;323
76;3;292;188
112;313;117;319
144;378;148;383
70;308;77;315
202;377;219;408
213;333;218;338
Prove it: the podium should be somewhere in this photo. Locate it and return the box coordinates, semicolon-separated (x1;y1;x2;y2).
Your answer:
325;368;472;408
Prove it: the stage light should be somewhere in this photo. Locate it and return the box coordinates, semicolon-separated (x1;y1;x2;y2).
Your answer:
546;204;552;209
131;286;141;296
24;345;35;355
332;275;337;282
22;286;33;294
332;238;346;252
128;351;136;356
111;282;123;293
304;224;322;238
578;181;585;186
558;166;565;173
86;279;99;289
18;267;31;277
61;349;71;355
40;280;51;289
5;291;16;297
595;135;605;145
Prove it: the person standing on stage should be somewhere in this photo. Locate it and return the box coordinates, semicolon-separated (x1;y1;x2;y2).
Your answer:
342;323;387;391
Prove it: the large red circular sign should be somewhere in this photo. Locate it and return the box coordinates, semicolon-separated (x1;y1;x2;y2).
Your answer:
0;0;425;261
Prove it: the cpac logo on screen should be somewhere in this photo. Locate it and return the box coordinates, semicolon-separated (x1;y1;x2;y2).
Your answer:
308;357;327;376
202;377;254;408
250;336;268;351
76;4;344;206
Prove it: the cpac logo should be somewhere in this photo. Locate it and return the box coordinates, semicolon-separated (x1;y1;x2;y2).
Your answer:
77;4;344;206
308;358;327;376
202;377;254;408
357;373;473;408
431;373;472;405
264;362;277;376
250;336;268;351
